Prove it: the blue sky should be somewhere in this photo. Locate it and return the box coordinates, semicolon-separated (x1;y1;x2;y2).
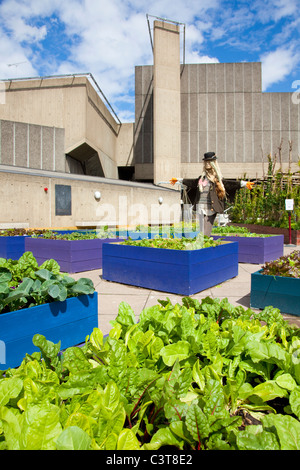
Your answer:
0;0;299;122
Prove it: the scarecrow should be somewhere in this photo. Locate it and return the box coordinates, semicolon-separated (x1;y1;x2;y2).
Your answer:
170;152;254;236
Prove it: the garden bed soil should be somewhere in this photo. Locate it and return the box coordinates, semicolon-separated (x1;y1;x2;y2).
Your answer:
102;241;238;295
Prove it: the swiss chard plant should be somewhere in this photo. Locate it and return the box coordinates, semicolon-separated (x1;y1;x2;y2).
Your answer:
0;252;95;314
1;297;300;450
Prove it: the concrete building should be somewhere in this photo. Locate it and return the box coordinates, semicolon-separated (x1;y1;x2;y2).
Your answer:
0;19;299;228
135;20;300;182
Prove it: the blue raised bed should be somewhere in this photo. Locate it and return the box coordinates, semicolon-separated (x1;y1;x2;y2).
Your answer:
212;234;284;264
250;270;300;316
25;237;121;273
0;236;27;260
0;292;98;369
102;241;238;295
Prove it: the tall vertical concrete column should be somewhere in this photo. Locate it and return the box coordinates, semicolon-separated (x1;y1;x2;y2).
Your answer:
153;20;181;184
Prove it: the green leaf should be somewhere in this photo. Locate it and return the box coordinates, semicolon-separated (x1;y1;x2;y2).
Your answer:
246;340;290;370
35;269;54;281
115;301;136;328
192;360;205;391
47;283;68;301
102;381;121;412
20;403;62;450
236;428;280;450
0;377;23;406
143;427;184;450
39;259;60;274
0;268;12;283
248;380;288;402
117;429;141;450
62;347;92;374
275;373;297;391
56;426;91;450
0;406;22;450
290;389;300;420
185;402;210;443
160;340;190;366
263;414;300;450
69;278;95;295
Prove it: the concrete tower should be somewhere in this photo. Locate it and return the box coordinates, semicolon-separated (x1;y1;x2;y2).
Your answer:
153;20;181;184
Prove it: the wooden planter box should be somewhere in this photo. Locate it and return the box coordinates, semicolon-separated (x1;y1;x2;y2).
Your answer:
231;223;300;245
212;234;284;264
0;292;98;369
250;270;300;316
0;236;26;260
102;241;238;295
25;237;121;273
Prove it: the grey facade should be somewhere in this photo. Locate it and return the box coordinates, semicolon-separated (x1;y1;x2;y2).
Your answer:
134;62;300;179
0;119;65;172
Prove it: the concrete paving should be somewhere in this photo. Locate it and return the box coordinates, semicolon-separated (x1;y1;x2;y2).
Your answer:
72;245;300;335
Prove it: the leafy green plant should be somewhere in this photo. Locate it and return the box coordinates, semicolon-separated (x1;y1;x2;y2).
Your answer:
1;297;300;450
0;252;95;314
229;153;300;229
0;251;60;286
30;228;116;240
0;229;49;237
211;226;274;238
122;233;222;250
261;250;300;278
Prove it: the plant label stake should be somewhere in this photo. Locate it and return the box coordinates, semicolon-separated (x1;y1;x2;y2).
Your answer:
285;199;294;245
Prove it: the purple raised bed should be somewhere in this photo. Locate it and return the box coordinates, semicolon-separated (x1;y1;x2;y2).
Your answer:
212;234;284;264
25;237;121;273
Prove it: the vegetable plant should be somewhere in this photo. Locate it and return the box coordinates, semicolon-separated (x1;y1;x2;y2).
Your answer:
261;250;300;278
0;229;49;237
1;296;300;450
122;233;223;250
229;153;300;229
30;228;115;240
0;252;95;314
211;225;274;237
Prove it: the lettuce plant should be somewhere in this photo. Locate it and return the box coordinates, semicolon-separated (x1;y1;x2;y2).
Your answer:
1;297;300;450
261;250;300;278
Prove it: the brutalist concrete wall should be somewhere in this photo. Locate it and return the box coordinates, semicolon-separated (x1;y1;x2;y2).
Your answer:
0;119;65;172
134;65;154;180
134;62;300;179
0;76;122;179
180;62;299;178
0;166;181;228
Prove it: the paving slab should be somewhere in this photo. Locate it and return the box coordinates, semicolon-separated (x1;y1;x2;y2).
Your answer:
71;245;300;333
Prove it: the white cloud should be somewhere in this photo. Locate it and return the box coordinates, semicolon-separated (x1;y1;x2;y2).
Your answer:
0;28;37;79
185;50;219;64
0;0;299;121
261;47;300;90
